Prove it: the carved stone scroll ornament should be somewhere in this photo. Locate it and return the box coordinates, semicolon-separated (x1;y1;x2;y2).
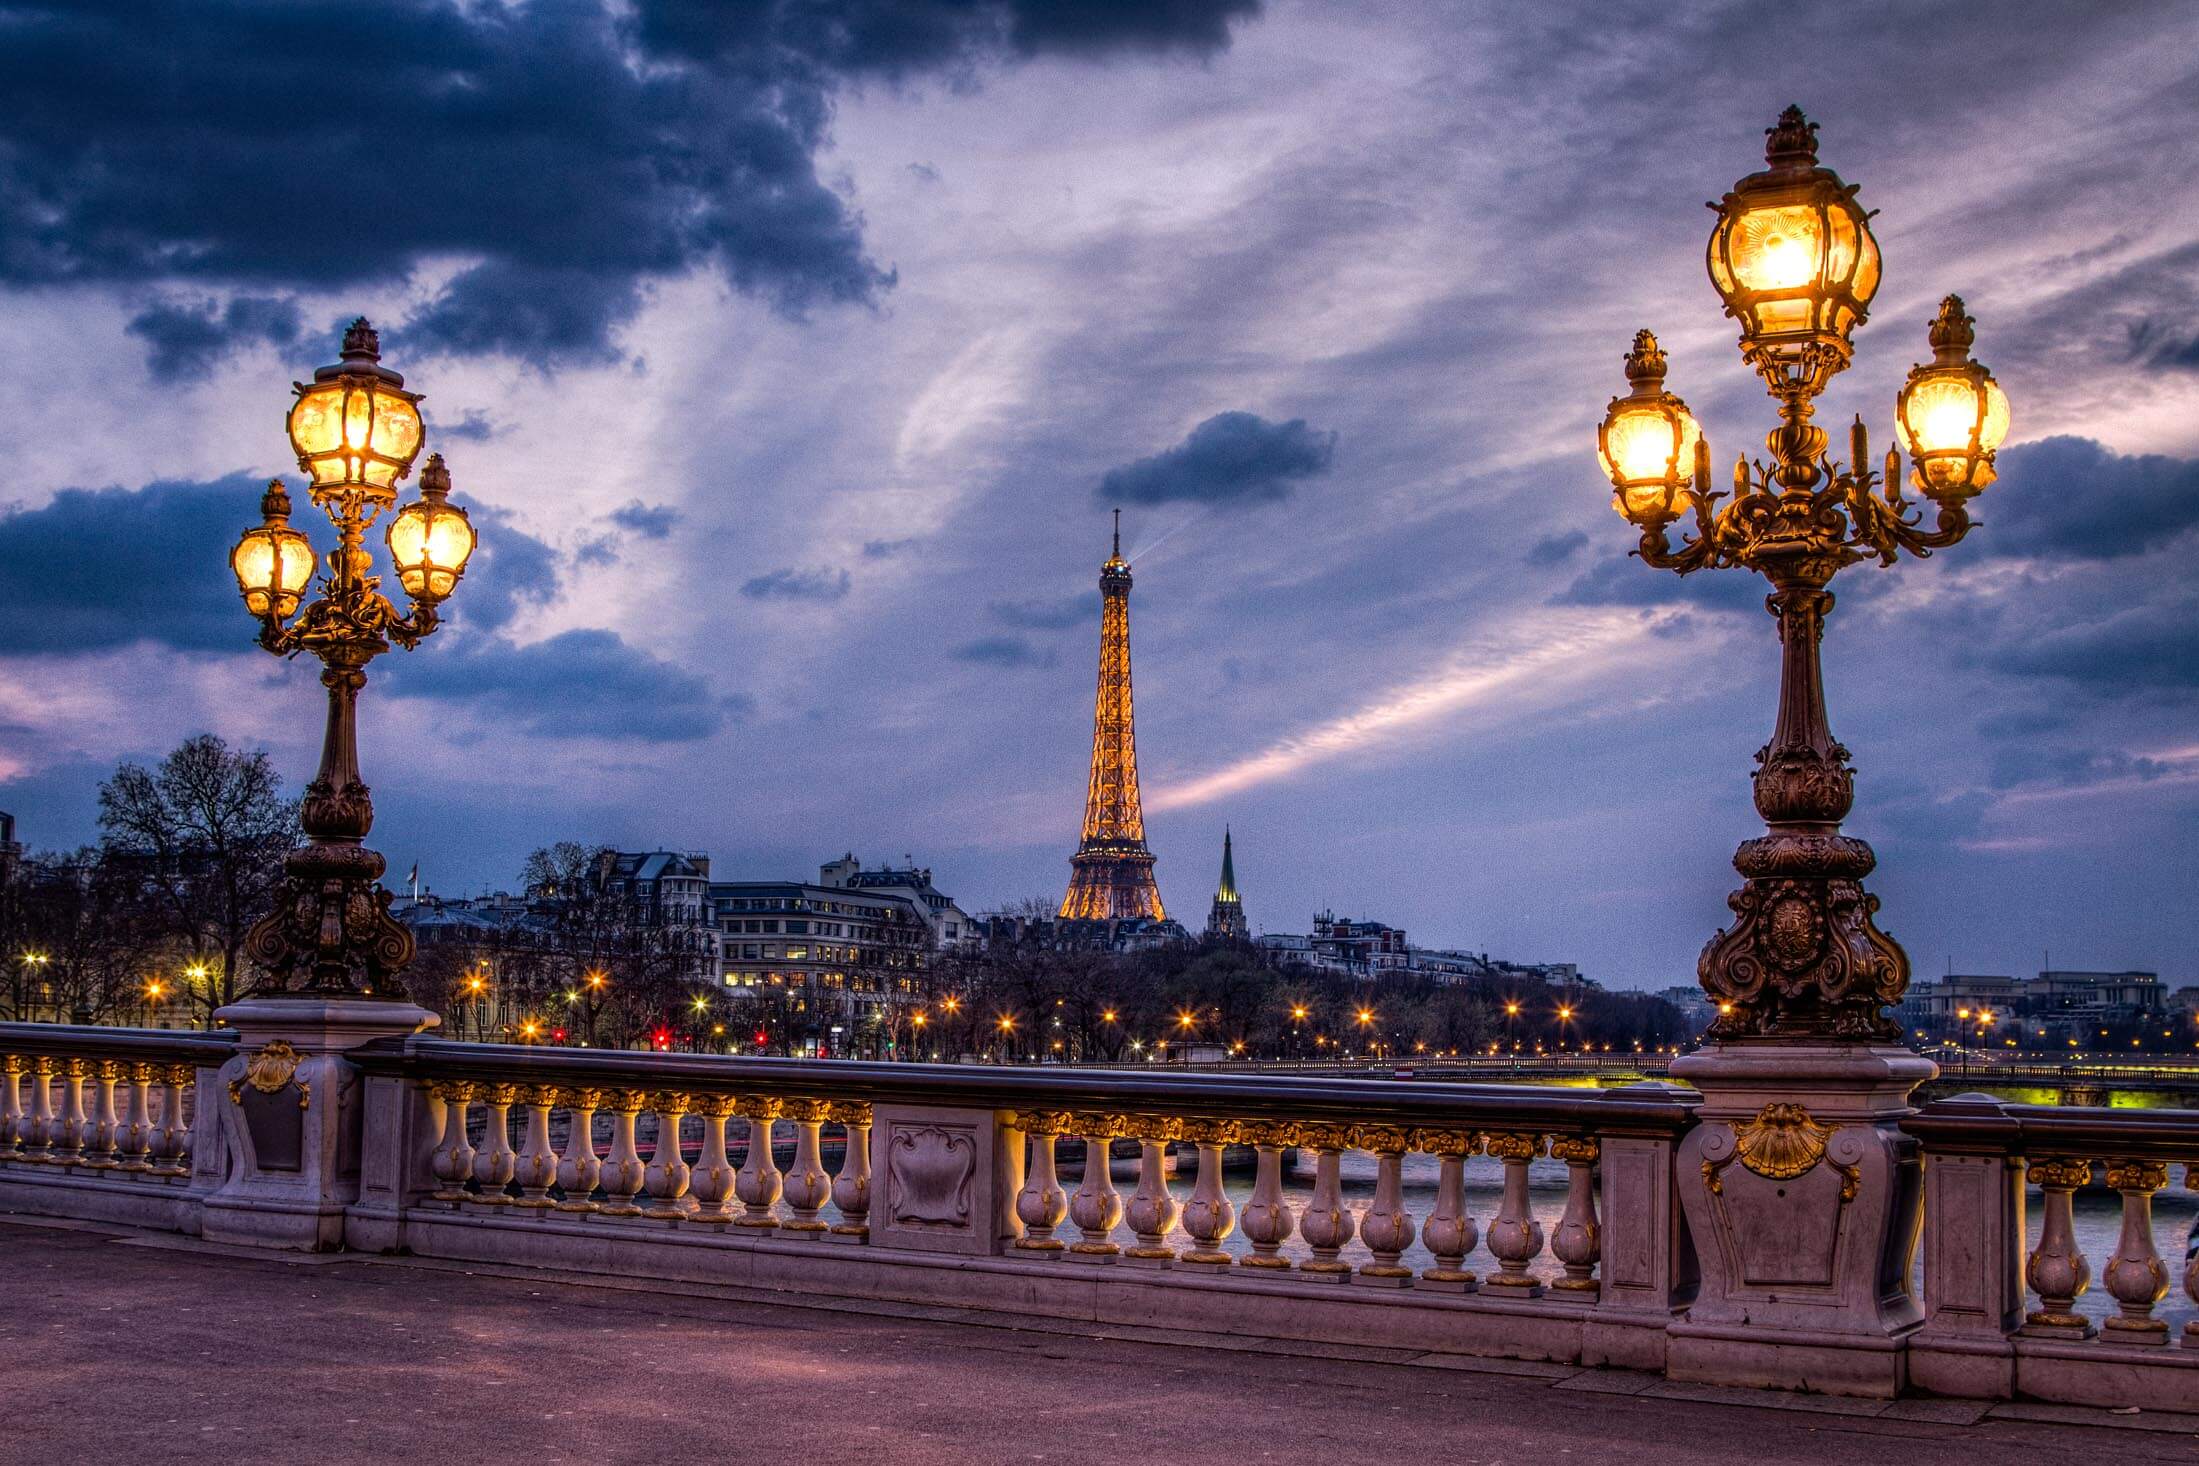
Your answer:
226;1040;310;1111
888;1124;977;1226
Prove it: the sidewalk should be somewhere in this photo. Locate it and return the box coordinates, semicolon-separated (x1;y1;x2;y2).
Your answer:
3;1215;2192;1465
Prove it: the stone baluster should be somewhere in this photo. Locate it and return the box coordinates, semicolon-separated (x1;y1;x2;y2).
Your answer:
512;1085;561;1209
1177;1118;1239;1269
83;1060;121;1169
115;1063;155;1172
1012;1110;1070;1252
1415;1128;1480;1291
25;1057;57;1160
2186;1163;2198;1344
1066;1111;1127;1261
1549;1137;1602;1298
1483;1132;1547;1295
1353;1125;1416;1287
1297;1122;1356;1281
1237;1120;1297;1271
688;1095;738;1224
151;1066;192;1176
828;1101;873;1240
1121;1117;1181;1267
734;1096;784;1229
642;1092;694;1221
470;1083;520;1206
1;1055;24;1159
2100;1159;2170;1346
780;1099;833;1233
553;1087;604;1212
428;1081;479;1204
55;1058;89;1164
598;1090;649;1217
2021;1157;2094;1338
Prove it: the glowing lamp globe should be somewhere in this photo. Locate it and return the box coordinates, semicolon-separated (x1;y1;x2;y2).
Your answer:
1895;296;2010;500
230;480;316;619
286;318;424;504
1598;330;1702;523
1706;107;1881;394
385;454;476;602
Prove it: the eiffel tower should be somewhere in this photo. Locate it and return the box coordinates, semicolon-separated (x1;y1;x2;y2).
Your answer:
1060;511;1165;922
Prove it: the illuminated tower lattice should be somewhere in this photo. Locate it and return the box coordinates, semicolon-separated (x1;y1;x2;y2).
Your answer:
1061;511;1166;922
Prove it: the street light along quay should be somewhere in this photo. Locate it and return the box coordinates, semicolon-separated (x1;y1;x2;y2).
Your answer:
230;319;477;995
1598;107;2009;1041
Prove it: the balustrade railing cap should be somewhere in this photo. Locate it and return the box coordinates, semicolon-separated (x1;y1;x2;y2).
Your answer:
1901;1093;2199;1158
365;1038;1704;1136
0;1021;238;1065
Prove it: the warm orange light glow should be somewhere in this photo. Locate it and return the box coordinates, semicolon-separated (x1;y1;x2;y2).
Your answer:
1557;1006;1574;1021
912;1013;928;1028
1176;1011;1196;1030
942;996;962;1014
1505;1002;1520;1017
1102;1009;1118;1023
585;971;607;989
1290;1004;1309;1022
1355;1008;1374;1027
996;1015;1016;1032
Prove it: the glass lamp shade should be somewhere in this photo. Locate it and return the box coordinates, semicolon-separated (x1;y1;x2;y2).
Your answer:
1896;297;2009;499
385;454;476;602
1600;400;1701;521
231;481;316;619
286;319;424;505
1598;330;1701;523
1706;109;1880;393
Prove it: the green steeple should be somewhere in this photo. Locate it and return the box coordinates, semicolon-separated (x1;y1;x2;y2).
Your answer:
1217;826;1239;902
1207;826;1247;940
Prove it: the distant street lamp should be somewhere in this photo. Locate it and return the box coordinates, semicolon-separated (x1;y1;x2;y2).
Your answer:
1597;109;2009;1040
232;319;476;995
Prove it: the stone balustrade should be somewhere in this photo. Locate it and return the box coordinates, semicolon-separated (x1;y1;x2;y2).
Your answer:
0;1026;233;1230
4;1019;2196;1411
1903;1094;2199;1407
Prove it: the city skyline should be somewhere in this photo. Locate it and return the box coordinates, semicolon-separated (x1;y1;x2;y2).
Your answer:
1;3;2196;990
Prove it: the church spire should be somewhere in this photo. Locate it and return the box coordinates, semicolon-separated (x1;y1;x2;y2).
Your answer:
1206;825;1247;941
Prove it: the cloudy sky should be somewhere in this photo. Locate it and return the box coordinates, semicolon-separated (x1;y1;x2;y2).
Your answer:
1;0;2195;991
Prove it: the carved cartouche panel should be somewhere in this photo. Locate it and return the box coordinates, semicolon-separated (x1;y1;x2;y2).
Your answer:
887;1123;977;1227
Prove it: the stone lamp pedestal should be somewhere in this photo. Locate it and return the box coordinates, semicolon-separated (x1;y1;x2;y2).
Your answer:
199;996;438;1252
1666;1042;1934;1398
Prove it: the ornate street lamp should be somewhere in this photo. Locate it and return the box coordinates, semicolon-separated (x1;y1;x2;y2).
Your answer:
1597;108;2010;1041
231;319;477;996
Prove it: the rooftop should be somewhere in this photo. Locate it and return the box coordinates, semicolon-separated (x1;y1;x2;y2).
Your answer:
5;1216;2192;1464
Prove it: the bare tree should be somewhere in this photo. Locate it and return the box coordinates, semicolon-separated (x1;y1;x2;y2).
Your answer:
97;735;299;1019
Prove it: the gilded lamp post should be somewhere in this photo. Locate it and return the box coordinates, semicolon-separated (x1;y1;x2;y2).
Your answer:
229;319;478;997
1599;108;2010;1041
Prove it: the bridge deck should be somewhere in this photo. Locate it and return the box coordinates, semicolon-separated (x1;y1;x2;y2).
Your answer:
5;1215;2193;1463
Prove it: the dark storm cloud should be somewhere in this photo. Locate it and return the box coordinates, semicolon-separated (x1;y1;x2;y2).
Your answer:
1986;594;2199;691
1553;551;1767;616
433;410;502;444
124;296;303;381
383;628;732;741
609;502;680;540
1526;531;1588;566
951;635;1054;668
1100;411;1336;507
454;508;562;635
1969;437;2199;561
0;0;1261;367
635;0;1259;71
0;474;255;654
0;473;561;654
862;538;918;559
740;566;852;602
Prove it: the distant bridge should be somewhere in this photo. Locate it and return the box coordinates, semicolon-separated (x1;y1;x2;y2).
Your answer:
1078;1055;2199;1108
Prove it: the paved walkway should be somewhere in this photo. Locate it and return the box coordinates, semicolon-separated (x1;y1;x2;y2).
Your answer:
3;1215;2193;1465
